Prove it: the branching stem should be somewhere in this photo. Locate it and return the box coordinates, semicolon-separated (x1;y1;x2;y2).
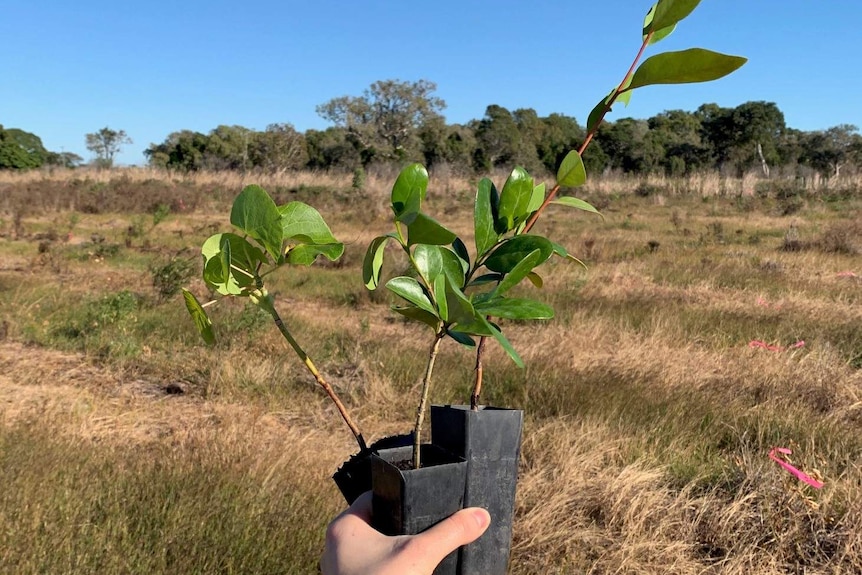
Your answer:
471;31;655;408
253;288;367;452
413;329;446;469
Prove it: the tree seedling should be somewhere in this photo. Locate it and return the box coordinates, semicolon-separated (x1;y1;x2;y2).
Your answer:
363;0;746;469
181;185;367;451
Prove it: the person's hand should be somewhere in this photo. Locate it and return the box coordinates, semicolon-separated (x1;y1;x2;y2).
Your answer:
321;491;490;575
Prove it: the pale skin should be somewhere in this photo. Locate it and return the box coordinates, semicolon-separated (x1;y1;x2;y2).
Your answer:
321;491;491;575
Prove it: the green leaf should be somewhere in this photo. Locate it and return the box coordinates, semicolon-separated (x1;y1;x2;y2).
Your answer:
413;244;444;285
439;247;467;289
645;0;701;33
230;185;284;262
628;49;747;90
201;233;265;295
477;316;524;368
452;237;470;268
485;235;554;274
407;213;457;246
434;273;448;322
363;235;395;290
474;178;499;257
497;167;534;233
181;289;215;345
391;163;428;224
393;305;440;331
443;277;476;326
556;151;587;188
386;276;437;316
469;273;503;286
474;297;554;321
286;243;344;266
642;3;676;44
494;249;544;296
587;88;616;134
528;183;545;214
278;202;340;246
552;196;602;216
446;330;476;347
526;272;543;288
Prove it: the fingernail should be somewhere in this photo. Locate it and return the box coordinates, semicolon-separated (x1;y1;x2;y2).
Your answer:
471;509;490;529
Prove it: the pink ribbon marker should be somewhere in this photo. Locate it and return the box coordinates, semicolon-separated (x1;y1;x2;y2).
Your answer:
769;447;824;489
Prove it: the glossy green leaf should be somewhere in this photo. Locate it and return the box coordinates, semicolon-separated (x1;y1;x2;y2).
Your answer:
552;196;602;216
407;213;457;246
446;330;476;347
469;273;503;286
279;201;340;246
474;297;554;321
439;247;467;289
413;244;444;285
286;243;344;266
391;163;428;224
434;273;448;322
182;288;215;345
494;249;544;296
393;305;440;331
201;233;265;295
443;277;476;326
645;0;701;33
363;235;395;290
474;178;499;257
230;185;283;262
485;235;554;274
386;276;436;315
528;183;546;214
452;238;470;269
628;49;747;90
497;167;534;233
556;151;587;188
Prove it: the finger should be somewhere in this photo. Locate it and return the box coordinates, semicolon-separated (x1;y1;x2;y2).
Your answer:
405;507;491;568
340;490;373;524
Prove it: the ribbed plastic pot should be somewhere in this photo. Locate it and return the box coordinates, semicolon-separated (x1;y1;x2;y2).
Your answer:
332;433;413;505
431;405;523;575
372;444;468;575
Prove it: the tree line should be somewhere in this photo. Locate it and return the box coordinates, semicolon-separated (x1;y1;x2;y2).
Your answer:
3;79;861;177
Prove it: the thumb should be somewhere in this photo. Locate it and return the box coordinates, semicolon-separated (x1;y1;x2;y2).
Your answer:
405;508;491;569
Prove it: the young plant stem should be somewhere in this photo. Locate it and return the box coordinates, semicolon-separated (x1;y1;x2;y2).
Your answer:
413;329;446;469
469;32;655;407
252;289;368;452
470;337;488;411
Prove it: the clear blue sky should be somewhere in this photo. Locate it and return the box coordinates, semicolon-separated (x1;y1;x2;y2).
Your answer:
2;1;860;166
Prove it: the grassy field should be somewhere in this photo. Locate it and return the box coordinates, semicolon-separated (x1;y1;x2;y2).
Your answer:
1;168;860;574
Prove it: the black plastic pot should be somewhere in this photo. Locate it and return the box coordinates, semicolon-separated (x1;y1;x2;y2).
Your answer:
372;444;468;575
431;405;523;575
332;433;414;504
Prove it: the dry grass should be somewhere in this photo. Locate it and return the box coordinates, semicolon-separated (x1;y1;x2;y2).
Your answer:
0;170;860;573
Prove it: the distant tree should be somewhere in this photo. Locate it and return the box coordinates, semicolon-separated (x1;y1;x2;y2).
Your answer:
536;113;584;174
698;101;786;174
85;127;132;168
305;127;362;171
472;105;521;171
145;130;210;171
248;123;308;170
45;151;84;168
648;109;710;174
800;124;861;177
317;79;445;163
0;125;49;170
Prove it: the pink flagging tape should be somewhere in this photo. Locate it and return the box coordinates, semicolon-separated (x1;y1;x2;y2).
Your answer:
836;271;858;278
749;340;805;352
769;447;824;489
